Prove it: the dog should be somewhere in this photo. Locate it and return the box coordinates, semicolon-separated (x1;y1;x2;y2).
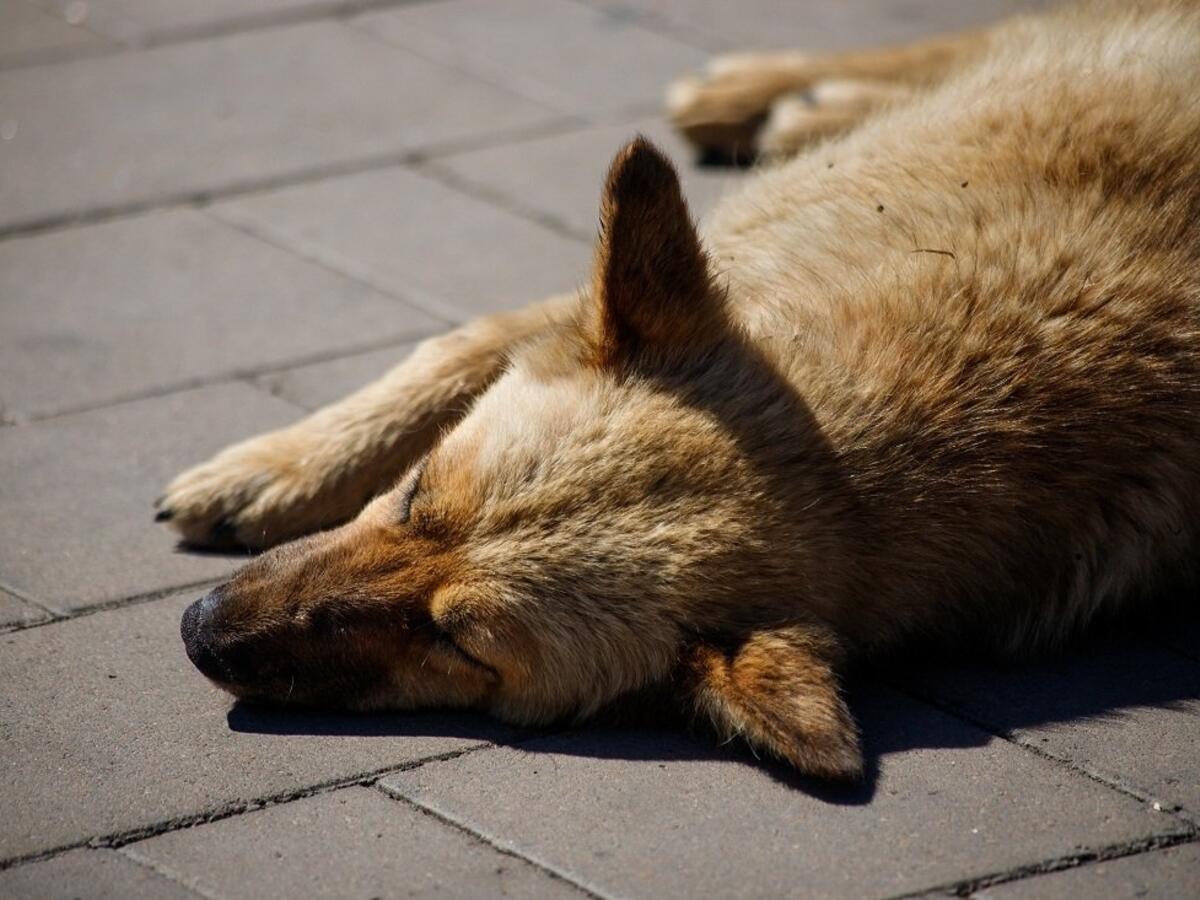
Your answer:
162;0;1200;780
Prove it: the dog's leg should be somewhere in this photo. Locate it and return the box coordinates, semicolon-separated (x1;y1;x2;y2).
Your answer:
757;79;915;158
667;28;993;159
157;293;578;549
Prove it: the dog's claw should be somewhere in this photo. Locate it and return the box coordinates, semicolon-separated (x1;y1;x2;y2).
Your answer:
154;508;174;522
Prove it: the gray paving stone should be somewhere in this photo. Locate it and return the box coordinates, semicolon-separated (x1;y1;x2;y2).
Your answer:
0;21;554;231
0;383;301;611
0;209;440;421
584;0;1047;52
0;0;107;67
0;586;49;628
130;786;581;899
0;848;195;900
254;342;420;411
353;0;705;116
381;688;1183;900
905;640;1200;817
973;842;1200;900
31;0;342;45
0;591;512;860
435;115;747;241
210;167;591;321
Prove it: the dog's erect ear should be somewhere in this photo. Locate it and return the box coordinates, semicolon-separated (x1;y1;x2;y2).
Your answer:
683;625;863;780
589;137;717;366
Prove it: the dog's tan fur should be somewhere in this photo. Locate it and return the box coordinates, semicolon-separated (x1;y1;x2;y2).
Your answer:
165;0;1200;779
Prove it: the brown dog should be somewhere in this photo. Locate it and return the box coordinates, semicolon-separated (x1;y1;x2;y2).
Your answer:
163;0;1200;779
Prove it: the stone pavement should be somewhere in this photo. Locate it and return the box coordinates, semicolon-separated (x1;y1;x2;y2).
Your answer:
1;1;1197;897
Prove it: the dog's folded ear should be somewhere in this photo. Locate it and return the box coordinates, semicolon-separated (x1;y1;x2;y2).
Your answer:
589;136;721;367
682;624;863;780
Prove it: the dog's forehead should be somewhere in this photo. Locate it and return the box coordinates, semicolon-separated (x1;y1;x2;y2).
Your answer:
438;373;597;464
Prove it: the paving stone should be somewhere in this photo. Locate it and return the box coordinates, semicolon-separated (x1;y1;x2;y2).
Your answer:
0;0;107;67
0;848;195;900
973;842;1200;899
0;209;440;420
31;0;340;45
584;0;1047;52
904;639;1200;817
354;0;705;116
210;167;591;321
254;342;420;412
381;687;1182;900
0;591;513;860
130;786;580;899
0;384;302;612
0;21;554;231
0;586;49;628
435;115;747;241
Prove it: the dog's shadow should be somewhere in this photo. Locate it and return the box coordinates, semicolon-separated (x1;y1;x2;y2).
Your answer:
226;607;1200;806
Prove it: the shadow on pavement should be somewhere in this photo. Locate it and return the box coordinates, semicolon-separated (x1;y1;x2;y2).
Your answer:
225;606;1199;807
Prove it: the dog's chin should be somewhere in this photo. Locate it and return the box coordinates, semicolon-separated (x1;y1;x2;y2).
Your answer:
192;679;256;710
211;678;425;714
201;676;274;704
199;674;321;709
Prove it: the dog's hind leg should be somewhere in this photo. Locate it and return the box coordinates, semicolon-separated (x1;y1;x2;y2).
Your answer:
667;27;993;160
756;79;915;158
156;293;578;550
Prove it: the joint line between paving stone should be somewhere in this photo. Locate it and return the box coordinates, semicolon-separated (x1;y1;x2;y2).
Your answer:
115;0;445;53
0;581;60;618
201;207;466;326
416;162;595;245
344;8;667;127
564;0;723;53
0;41;115;75
0;0;444;74
893;683;1200;828
0;577;230;636
343;16;572;117
376;782;611;900
1;326;449;428
0;743;499;873
116;848;222;900
344;12;668;130
406;99;675;246
890;828;1200;899
236;327;443;411
0;116;587;245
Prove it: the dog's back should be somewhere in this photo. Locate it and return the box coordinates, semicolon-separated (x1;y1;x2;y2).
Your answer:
704;0;1200;651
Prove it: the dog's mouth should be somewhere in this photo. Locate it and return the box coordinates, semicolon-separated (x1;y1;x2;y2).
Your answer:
181;587;503;712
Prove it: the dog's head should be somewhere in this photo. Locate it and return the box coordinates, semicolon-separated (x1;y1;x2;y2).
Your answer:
182;139;861;779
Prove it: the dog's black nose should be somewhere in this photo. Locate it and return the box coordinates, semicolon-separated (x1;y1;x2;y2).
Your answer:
182;587;230;682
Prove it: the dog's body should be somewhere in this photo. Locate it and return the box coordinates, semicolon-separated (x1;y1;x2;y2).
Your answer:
165;0;1200;778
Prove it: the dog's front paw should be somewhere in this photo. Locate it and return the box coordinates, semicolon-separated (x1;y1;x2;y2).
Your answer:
156;428;347;550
